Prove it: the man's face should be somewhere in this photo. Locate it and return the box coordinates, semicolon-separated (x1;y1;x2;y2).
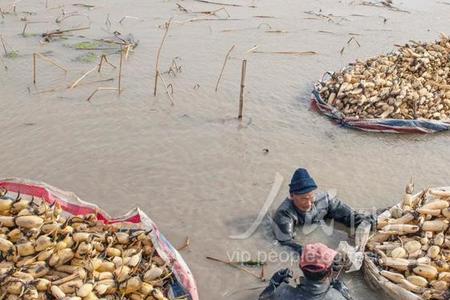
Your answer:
291;191;315;212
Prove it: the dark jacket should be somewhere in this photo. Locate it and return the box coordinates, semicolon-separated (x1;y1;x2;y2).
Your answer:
259;277;347;300
272;192;373;251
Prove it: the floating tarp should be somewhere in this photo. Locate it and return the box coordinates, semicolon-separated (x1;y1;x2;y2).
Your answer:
312;77;450;133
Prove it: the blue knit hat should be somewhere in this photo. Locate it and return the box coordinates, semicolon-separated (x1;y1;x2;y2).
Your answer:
289;168;317;195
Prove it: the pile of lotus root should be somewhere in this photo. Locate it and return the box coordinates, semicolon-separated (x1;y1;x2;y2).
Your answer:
367;182;450;299
0;189;171;300
318;34;450;121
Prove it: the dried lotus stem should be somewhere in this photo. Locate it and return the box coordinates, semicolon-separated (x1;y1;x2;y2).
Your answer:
32;53;36;84
118;47;123;94
154;17;172;97
206;256;264;281
86;87;118;102
238;59;247;120
215;45;235;92
177;236;190;251
69;66;97;89
36;53;68;73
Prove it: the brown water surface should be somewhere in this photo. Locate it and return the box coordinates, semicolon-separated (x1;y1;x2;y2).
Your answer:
1;0;450;299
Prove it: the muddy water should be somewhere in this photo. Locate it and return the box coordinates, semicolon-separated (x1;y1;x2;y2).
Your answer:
1;0;450;299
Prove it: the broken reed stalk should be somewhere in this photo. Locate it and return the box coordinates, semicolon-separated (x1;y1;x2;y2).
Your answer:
32;53;36;84
215;44;235;92
72;54;118;89
0;56;6;71
177;237;190;251
154;17;172;96
154;71;159;96
192;0;243;7
42;26;90;39
238;59;247;120
158;73;175;105
86;87;118;102
175;17;242;24
260;264;265;281
32;52;68;83
22;23;28;36
97;54;116;72
209;7;230;17
97;55;105;72
69;65;97;89
119;16;140;24
246;45;258;53
118;47;123;94
36;53;67;72
206;256;264;281
176;3;190;12
251;50;317;55
124;44;132;60
0;34;8;55
35;78;114;95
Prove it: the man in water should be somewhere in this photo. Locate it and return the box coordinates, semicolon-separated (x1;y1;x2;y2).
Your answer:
273;168;375;254
259;243;351;300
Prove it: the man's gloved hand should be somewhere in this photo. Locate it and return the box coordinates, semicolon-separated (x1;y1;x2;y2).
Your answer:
280;241;303;256
270;268;293;287
291;243;303;255
354;213;377;231
332;252;345;272
366;215;377;230
332;279;353;300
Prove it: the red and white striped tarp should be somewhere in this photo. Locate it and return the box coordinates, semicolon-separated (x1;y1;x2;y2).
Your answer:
312;78;450;133
0;178;199;300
